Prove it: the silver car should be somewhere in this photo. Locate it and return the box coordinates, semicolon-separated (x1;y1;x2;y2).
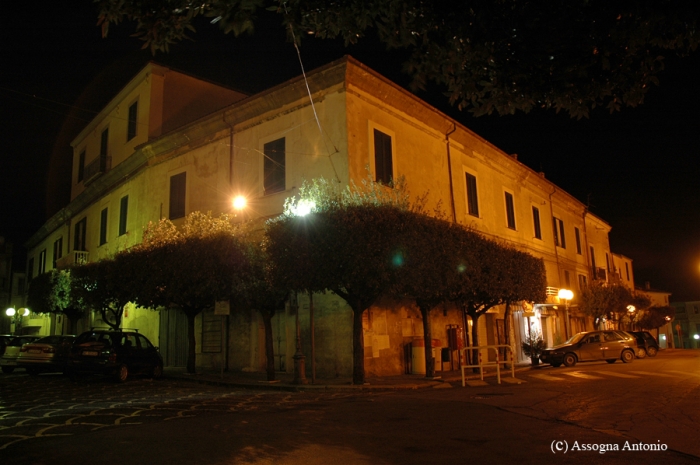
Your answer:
540;330;638;367
1;335;41;373
17;335;75;375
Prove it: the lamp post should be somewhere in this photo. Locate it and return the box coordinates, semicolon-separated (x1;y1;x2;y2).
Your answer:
557;289;573;338
290;291;308;385
626;305;636;330
5;307;29;335
290;199;315;385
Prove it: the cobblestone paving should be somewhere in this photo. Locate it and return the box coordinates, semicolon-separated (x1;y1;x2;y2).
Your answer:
0;374;362;451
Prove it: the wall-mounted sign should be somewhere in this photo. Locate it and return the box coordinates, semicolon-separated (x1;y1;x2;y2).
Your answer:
214;300;230;316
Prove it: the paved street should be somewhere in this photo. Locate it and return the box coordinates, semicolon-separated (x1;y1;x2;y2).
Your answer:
1;350;699;464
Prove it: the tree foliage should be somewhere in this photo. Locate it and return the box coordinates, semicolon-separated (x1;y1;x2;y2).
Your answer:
26;270;84;332
634;305;675;330
70;257;139;330
97;0;700;118
578;280;648;327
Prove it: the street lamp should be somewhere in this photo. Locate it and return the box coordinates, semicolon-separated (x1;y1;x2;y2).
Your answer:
232;195;247;211
290;292;308;385
627;305;636;330
558;289;573;337
5;308;29;335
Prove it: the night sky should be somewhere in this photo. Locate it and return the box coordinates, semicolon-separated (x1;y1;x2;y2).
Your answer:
2;2;699;301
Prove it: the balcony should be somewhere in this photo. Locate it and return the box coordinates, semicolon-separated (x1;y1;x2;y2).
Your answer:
55;251;89;269
84;155;111;185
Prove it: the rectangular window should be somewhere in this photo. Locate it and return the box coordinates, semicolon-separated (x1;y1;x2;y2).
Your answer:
590;246;597;274
575;227;582;254
127;101;138;141
74;218;87;251
532;207;542;239
263;138;286;194
553;217;566;248
27;257;34;281
578;274;587;290
625;262;630;281
169;172;187;219
119;196;129;236
52;237;63;269
38;249;47;275
100;208;108;245
100;128;109;158
564;270;571;288
373;129;393;185
504;192;516;229
465;173;479;217
78;150;86;182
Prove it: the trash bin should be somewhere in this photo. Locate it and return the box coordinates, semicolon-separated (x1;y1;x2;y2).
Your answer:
411;338;441;374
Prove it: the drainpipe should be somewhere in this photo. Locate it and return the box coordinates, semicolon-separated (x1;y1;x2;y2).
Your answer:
445;123;457;223
548;186;570;339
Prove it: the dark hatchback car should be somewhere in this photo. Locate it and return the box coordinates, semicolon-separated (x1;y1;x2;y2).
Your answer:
540;330;637;367
630;331;660;358
68;329;163;382
17;335;76;375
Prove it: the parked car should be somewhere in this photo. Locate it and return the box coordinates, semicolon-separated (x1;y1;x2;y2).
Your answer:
540;330;637;367
67;329;163;382
17;335;76;375
1;335;42;373
0;334;13;356
629;331;660;358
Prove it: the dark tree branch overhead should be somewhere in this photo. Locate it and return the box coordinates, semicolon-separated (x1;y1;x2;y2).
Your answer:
96;0;699;117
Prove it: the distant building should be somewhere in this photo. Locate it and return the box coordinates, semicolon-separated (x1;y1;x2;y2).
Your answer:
670;301;700;349
636;282;673;349
26;57;630;376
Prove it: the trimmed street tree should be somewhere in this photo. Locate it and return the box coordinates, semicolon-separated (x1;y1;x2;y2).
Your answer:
26;269;83;334
267;176;430;384
634;305;676;331
130;213;249;373
70;257;138;330
578;280;645;328
234;236;289;382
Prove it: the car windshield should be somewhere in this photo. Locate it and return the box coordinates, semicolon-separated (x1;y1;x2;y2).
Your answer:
564;333;587;345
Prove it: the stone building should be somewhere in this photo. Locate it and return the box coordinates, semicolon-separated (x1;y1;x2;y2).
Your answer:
26;57;625;377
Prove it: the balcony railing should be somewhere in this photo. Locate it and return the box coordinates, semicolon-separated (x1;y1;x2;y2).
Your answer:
55;251;89;269
84;155;111;184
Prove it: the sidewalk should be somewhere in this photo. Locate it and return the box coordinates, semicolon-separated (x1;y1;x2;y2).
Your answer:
164;363;534;392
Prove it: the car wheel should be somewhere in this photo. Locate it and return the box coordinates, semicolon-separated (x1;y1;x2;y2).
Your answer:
550;362;562;368
646;347;658;357
116;364;129;383
636;348;647;359
1;366;15;374
26;368;40;376
621;350;635;363
606;359;616;364
563;353;577;367
151;363;163;380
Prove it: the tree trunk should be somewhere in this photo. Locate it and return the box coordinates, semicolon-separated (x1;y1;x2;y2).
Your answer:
186;311;197;374
260;309;276;381
352;303;365;385
503;302;511;365
470;312;481;373
419;304;435;378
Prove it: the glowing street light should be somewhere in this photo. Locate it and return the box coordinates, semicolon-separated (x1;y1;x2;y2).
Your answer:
291;199;316;217
558;289;573;337
232;195;247;211
6;307;16;317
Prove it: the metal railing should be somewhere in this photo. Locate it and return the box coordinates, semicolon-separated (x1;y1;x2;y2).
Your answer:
460;344;516;386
